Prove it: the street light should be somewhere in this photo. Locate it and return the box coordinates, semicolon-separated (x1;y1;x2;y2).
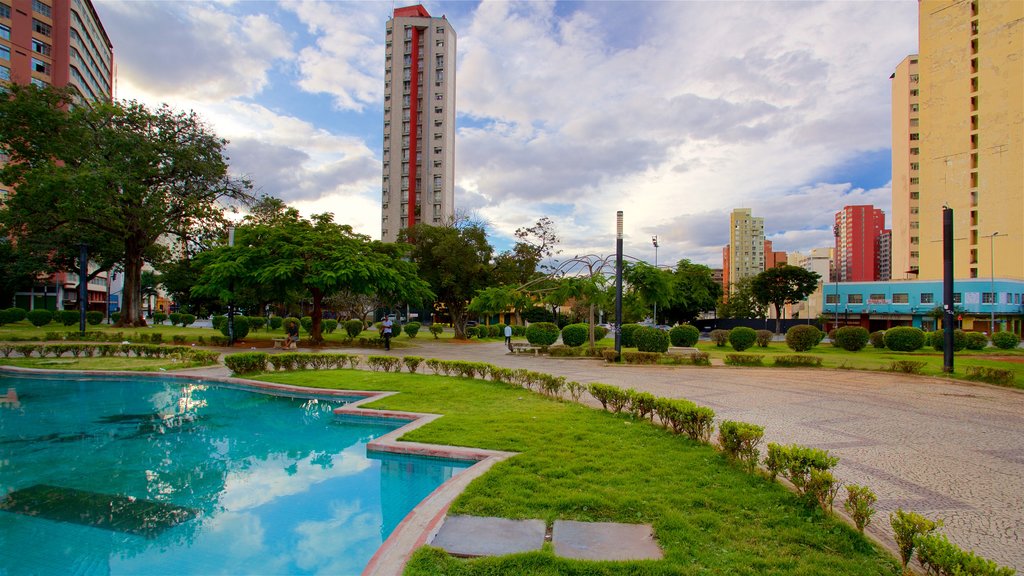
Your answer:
652;235;659;322
227;226;236;346
614;212;623;360
833;224;840;330
983;232;1000;334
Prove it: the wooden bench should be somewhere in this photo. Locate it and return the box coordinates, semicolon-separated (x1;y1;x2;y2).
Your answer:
273;338;286;349
510;342;541;355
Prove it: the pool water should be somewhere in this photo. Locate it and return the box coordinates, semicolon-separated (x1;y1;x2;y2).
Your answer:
0;373;471;575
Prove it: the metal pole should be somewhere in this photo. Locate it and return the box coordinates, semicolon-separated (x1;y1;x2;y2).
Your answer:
988;232;998;334
833;224;840;331
942;207;954;372
227;226;236;346
106;272;112;324
614;212;623;360
652;235;658;323
78;243;88;334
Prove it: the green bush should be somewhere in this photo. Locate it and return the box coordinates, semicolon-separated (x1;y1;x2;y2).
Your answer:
843;484;877;534
224;352;269;375
111;312;121;323
0;308;18;326
249;316;267;332
619;323;643;348
635;327;669;353
991;331;1020;350
965;331;988;350
718;420;764;472
211;315;227;330
755;329;773;347
560;323;589;347
525;322;560;346
724;353;764;366
300;316;314;334
773;355;822;368
465;326;478;338
343;319;363;338
27;309;53;327
654;398;715;443
152;312;168;325
709;329;730;347
429;324;444;339
181;314;197;327
403;356;424;373
593;325;609;341
931;329;967;352
367;355;402;373
6;307;27;322
883;326;926;351
219;315;250;340
785;325;822;352
890;509;941;568
57;310;79;326
764;443;839;498
404;321;421;338
322;319;338;334
669;324;699;347
269;316;284;330
834;326;869;351
168;312;183;326
689;351;711;366
728;327;757;351
622;351;661;364
869;330;886;349
588;383;631;413
965;366;1015;386
85;311;104;325
889;360;927;374
488;325;502;338
914;531;1015;576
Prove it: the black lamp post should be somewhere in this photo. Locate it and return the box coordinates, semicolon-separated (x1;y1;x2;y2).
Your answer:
227;226;236;346
614;212;623;360
78;243;88;334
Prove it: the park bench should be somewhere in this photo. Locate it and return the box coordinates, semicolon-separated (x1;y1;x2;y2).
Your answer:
510;342;541;355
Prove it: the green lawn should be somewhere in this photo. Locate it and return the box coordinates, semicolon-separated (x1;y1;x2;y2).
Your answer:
0;357;214;371
254;369;899;575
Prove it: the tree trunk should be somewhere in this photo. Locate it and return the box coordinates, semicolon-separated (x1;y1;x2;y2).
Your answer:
116;248;147;327
310;288;324;345
775;304;783;334
588;303;596;348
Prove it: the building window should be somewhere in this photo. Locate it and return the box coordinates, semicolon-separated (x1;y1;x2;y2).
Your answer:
869;294;885;302
32;0;50;17
0;24;9;40
910;89;919;97
33;18;51;37
0;44;8;61
30;77;47;88
910;190;919;197
0;64;9;81
920;293;933;304
436;26;444;34
910;162;919;171
436;55;443;68
826;294;839;304
0;3;9;18
848;294;863;304
32;39;50;56
31;58;49;75
953;293;962;304
910;103;919;112
910;251;919;259
982;292;995;304
910;147;919;155
910;133;919;141
893;293;909;304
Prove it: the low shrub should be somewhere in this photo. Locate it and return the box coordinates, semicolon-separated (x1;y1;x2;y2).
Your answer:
58;310;79;326
806;468;841;512
588;383;631;413
593;325;609;341
300;316;314;334
111;312;121;324
709;329;730;347
834;326;869;351
211;315;227;330
269;316;284;330
931;329;967;352
627;390;657;420
525;322;560;346
403;321;421;338
344;319;364;338
548;345;581;357
622;351;661;364
320;319;336;334
669;325;700;347
965;331;988;351
965;366;1015;386
755;330;773;348
728;327;757;351
512;325;527;337
465;326;478;338
914;531;1015;576
890;509;941;568
689;351;711;366
27;309;53;327
402;356;424;373
169;312;183;326
718;420;764;472
83;310;103;325
724;354;764;366
181;314;197;327
991;331;1020;350
635;327;669;353
619;324;643;348
843;484;877;534
561;323;589;347
152;312;168;325
4;307;27;324
654;398;715;443
367;355;402;373
224;352;269;375
429;324;444;339
785;325;821;352
601;349;620;363
869;330;886;349
764;443;838;499
172;335;186;345
219;315;250;340
772;355;823;368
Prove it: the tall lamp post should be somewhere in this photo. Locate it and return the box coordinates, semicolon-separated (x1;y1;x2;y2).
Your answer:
983;232;1000;334
833;224;840;330
227;226;236;346
652;235;659;322
614;212;623;360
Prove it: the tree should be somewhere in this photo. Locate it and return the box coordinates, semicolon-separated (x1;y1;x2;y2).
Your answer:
0;85;254;327
403;220;493;339
194;209;433;344
662;259;722;325
543;275;610;347
623;262;672;322
717;276;767;319
750;265;821;333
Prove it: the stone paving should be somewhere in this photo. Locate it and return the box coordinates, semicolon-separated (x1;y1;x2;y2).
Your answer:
178;339;1024;571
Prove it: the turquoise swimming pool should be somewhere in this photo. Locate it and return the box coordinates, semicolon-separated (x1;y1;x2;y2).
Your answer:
0;372;471;575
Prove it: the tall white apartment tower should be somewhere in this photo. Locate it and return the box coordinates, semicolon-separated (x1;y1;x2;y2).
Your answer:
727;208;765;294
381;5;456;243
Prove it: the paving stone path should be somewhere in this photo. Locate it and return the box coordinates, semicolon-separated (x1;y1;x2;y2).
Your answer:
186;339;1024;571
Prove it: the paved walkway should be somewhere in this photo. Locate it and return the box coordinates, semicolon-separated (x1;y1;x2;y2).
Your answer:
182;339;1024;571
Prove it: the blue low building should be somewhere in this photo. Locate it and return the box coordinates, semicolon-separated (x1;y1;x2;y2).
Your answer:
822;278;1024;335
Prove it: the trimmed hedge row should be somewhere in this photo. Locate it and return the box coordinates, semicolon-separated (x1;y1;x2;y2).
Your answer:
0;343;218;364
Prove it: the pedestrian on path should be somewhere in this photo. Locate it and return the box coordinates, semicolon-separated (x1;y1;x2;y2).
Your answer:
504;324;513;350
380;316;394;351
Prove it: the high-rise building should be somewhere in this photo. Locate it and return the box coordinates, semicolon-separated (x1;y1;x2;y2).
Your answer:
902;0;1023;281
726;208;764;294
835;205;889;282
890;55;921;279
381;5;456;243
764;240;787;269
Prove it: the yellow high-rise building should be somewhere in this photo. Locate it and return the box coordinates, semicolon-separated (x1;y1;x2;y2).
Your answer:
907;0;1023;281
890;55;921;279
727;208;765;294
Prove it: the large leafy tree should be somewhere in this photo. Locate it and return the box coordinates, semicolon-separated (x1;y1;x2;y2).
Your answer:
403;220;493;339
751;264;821;333
0;85;253;326
194;208;432;344
661;259;722;325
623;262;673;322
717;276;768;320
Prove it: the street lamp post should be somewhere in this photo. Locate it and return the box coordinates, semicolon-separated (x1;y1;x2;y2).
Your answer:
614;212;623;360
652;235;659;323
227;226;236;346
833;224;840;331
984;232;1000;334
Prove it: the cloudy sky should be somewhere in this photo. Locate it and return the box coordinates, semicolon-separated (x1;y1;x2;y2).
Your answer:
92;0;918;268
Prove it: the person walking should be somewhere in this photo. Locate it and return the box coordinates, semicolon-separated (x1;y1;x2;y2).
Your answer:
380;316;394;351
504;324;513;350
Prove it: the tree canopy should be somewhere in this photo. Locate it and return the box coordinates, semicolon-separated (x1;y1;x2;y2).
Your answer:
750;264;821;333
717;276;768;320
0;85;253;326
661;259;723;324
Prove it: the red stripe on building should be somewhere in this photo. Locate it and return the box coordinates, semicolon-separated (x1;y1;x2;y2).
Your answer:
407;25;421;229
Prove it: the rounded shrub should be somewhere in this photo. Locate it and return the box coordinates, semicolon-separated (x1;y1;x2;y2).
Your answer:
465;326;478;338
931;329;967;352
785;325;822;352
709;329;730;347
635;326;669;353
526;322;560;346
884;326;925;351
619;324;643;348
403;321;421;338
322;319;338;334
58;310;79;326
561;323;589;347
755;329;773;348
728;327;757;351
0;309;17;326
488;325;501;338
219;315;250;340
669;324;700;347
344;319;364;338
27;309;53;327
827;329;837;342
964;331;988;351
835;326;870;352
212;315;227;330
991;331;1020;350
6;307;27;322
169;312;183;326
86;311;104;325
268;316;283;330
152;312;168;325
430;324;444;338
247;316;266;331
111;311;121;323
300;316;313;334
869;330;886;349
593;325;609;341
181;313;197;327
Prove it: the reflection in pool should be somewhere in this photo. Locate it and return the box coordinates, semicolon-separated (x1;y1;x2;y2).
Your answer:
0;372;471;575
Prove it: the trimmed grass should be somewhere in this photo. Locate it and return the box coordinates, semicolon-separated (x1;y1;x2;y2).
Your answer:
0;357;212;371
254;368;899;575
